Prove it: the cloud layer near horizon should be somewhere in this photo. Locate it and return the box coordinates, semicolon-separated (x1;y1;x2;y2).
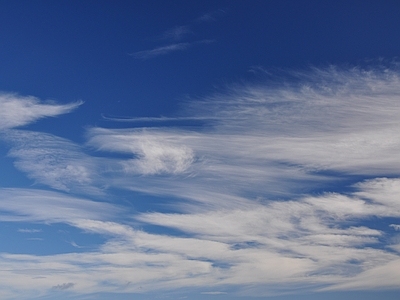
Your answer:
1;66;400;298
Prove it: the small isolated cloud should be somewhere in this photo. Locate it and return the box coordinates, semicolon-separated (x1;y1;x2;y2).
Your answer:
201;291;227;295
52;282;74;290
131;40;213;59
0;92;82;130
390;224;400;231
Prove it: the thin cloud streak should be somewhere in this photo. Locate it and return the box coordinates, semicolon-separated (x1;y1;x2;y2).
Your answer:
130;40;214;59
101;114;214;122
18;229;42;233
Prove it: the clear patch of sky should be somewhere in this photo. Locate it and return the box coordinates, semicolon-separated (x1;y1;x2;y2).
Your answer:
0;222;107;255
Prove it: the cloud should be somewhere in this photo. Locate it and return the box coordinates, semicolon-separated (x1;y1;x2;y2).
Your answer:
101;114;212;123
2;178;398;298
131;43;190;59
83;66;400;295
18;228;42;233
3;66;400;298
52;282;75;290
131;6;223;60
130;40;213;59
88;66;400;200
3;130;105;194
135;178;400;290
0;92;82;130
321;259;400;291
88;128;195;175
390;224;400;231
0;181;398;299
0;188;119;223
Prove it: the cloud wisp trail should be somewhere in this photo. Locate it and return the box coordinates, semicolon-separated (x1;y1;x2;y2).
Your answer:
130;40;214;59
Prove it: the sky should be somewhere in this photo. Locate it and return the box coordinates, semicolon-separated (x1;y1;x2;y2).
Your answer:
1;0;400;299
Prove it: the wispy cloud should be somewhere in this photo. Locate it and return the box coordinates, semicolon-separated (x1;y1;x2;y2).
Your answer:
0;188;119;223
130;40;213;59
84;66;400;294
89;68;400;196
3;129;105;194
88;67;400;202
101;114;213;123
160;25;192;41
18;228;42;233
390;224;400;231
132;7;223;59
2;66;400;298
1;178;399;298
0;92;82;130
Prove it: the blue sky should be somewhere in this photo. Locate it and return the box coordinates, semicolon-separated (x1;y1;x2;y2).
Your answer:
1;1;400;299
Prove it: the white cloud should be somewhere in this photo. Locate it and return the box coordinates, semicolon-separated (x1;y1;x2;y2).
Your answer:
86;67;400;201
390;224;400;231
0;92;82;130
18;228;42;233
88;128;194;175
0;188;119;223
3;66;400;298
321;259;400;291
2;178;399;298
3;130;104;194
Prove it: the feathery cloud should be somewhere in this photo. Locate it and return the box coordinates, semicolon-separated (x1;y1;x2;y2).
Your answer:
0;92;82;130
3;130;104;194
2;66;400;298
131;40;213;59
0;188;119;223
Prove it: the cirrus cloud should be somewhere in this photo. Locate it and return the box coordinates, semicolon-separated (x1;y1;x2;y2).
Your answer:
0;92;82;130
